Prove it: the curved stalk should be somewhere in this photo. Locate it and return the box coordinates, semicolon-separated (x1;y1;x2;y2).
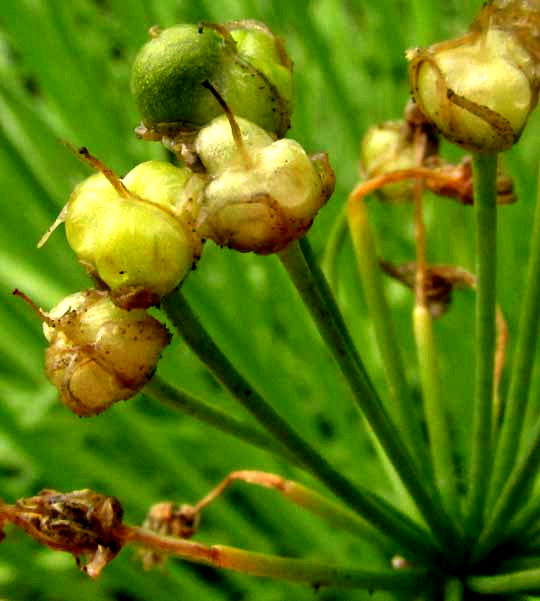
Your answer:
346;195;429;475
192;470;392;550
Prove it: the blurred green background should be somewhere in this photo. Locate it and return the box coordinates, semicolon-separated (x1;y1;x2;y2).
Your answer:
1;1;539;599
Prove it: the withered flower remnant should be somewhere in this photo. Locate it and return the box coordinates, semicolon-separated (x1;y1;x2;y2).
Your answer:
11;489;124;579
408;1;540;152
379;261;475;318
139;501;200;569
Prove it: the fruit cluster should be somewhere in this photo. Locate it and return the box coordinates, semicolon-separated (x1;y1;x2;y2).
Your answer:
29;20;335;416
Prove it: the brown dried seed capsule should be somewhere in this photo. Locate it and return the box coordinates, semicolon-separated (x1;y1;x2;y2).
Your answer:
13;489;124;578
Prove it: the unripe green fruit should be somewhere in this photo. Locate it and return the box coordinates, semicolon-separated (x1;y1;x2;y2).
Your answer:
409;27;534;152
226;20;293;136
43;290;171;417
131;21;292;139
195;117;334;253
65;160;205;308
131;25;228;128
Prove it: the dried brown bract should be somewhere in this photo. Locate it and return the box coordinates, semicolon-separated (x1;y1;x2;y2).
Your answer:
380;261;474;318
139;501;200;569
423;156;516;205
11;489;124;578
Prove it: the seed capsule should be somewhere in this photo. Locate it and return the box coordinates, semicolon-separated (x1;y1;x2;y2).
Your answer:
35;289;171;416
408;2;540;152
195;116;334;253
361;121;420;201
45;154;205;309
131;20;293;144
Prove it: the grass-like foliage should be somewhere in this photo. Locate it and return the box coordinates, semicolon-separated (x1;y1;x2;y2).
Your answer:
2;1;540;600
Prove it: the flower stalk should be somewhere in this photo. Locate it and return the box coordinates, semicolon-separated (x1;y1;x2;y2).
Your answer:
347;193;428;475
123;525;433;590
191;469;392;550
279;239;461;555
465;152;498;537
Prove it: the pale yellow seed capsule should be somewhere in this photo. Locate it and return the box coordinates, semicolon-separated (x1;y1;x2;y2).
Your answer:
195;116;334;253
360;121;418;201
43;290;171;416
42;156;205;310
409;27;533;152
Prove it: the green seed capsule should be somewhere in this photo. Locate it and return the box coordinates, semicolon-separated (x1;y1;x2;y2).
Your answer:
195;116;334;253
41;290;171;417
131;24;229;129
131;21;293;141
63;159;205;308
225;20;293;136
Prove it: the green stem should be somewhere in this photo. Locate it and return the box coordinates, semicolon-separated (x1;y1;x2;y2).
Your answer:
279;240;461;555
467;567;540;595
347;196;428;474
281;479;392;550
322;202;348;290
499;490;540;547
471;414;540;563
445;578;464;601
124;525;434;591
162;290;445;565
196;470;392;551
488;159;540;507
144;376;297;464
465;152;498;537
304;236;424;516
414;305;460;521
